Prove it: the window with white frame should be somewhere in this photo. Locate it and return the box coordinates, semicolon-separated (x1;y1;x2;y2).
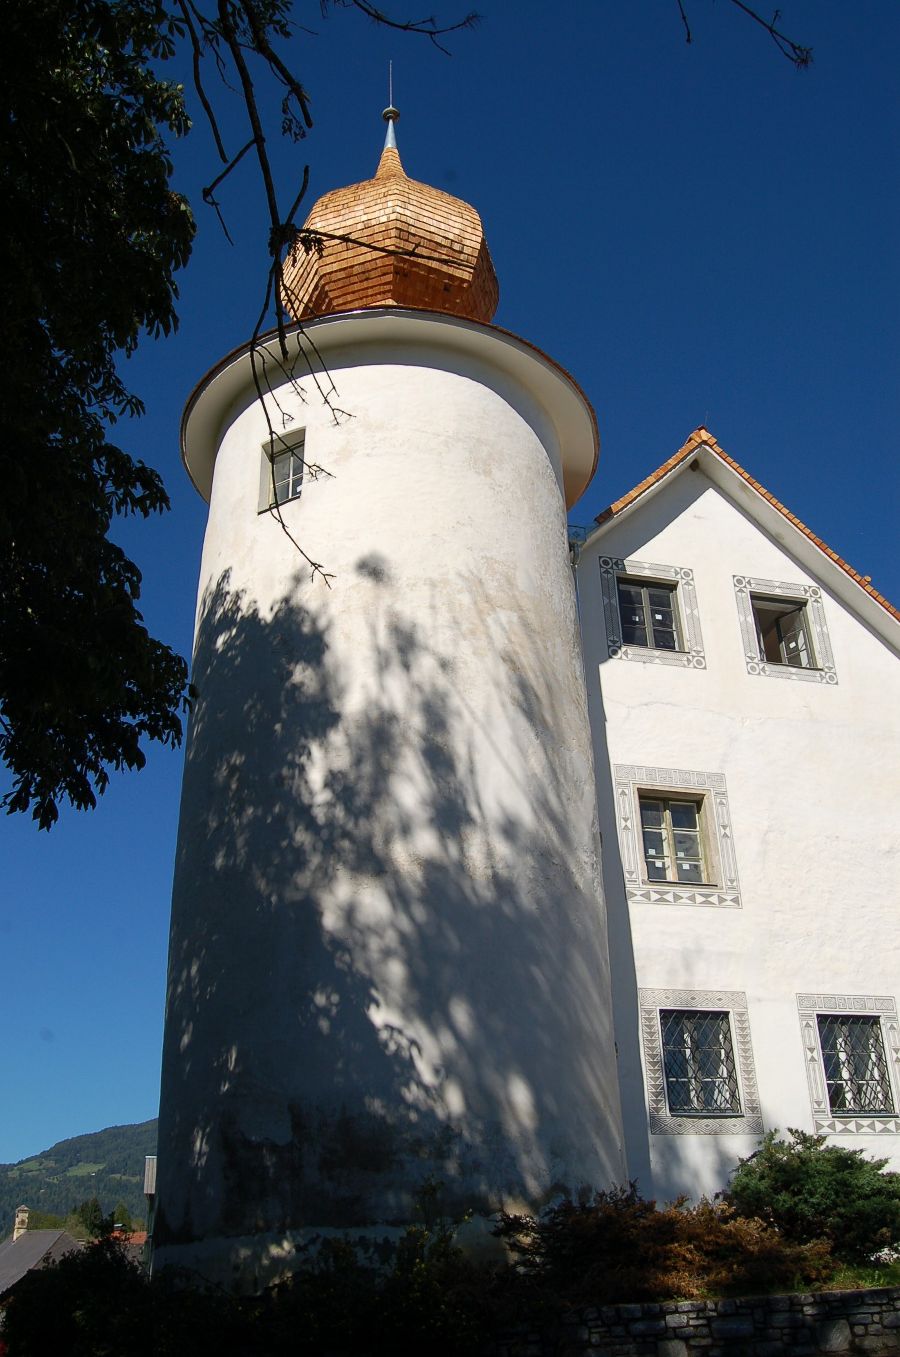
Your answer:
640;988;762;1136
659;1009;742;1115
734;576;837;684
259;434;305;510
614;765;741;908
598;557;706;669
797;995;900;1134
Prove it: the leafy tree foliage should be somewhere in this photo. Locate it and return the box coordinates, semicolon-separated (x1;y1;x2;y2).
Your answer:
1;0;194;827
76;1196;108;1238
0;0;811;831
725;1129;900;1263
112;1201;133;1230
0;0;473;829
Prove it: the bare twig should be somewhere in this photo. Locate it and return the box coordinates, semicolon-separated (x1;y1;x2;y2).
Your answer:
343;0;479;55
175;0;229;161
676;0;691;45
676;0;812;68
727;0;812;67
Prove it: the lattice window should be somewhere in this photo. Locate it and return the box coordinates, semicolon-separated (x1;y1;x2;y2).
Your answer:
797;994;900;1135
640;988;762;1136
660;1010;742;1115
817;1014;894;1116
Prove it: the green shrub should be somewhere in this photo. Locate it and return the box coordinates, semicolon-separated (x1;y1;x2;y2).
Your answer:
725;1129;900;1263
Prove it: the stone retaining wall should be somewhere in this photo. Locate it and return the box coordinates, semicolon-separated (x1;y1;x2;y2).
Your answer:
495;1285;900;1356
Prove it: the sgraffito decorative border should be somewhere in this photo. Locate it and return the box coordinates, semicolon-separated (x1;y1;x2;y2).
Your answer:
613;765;741;908
640;988;763;1136
599;558;706;668
733;576;837;684
797;994;900;1135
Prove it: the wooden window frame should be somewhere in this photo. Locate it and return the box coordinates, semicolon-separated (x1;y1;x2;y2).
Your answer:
616;578;683;653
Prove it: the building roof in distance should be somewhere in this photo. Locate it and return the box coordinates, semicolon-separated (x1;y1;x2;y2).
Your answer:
0;1230;82;1297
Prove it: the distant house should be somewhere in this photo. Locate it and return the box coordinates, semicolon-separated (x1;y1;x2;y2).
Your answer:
0;1207;82;1304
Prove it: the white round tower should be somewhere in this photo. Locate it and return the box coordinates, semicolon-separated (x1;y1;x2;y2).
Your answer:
154;117;625;1286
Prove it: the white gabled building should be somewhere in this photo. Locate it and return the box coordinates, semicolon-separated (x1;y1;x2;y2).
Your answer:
576;426;900;1201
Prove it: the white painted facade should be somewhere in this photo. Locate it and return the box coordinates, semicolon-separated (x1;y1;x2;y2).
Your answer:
155;310;626;1284
576;444;900;1201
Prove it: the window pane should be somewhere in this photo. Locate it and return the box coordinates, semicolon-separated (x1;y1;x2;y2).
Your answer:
673;831;701;859
640;801;664;828
669;802;698;830
642;829;666;856
779;608;810;668
621;620;648;647
676;860;703;883
618;584;648;646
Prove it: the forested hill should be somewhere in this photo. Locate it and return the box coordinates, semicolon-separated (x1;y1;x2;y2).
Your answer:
0;1120;157;1237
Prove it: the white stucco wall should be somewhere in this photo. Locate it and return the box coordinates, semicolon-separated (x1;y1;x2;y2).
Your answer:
155;315;625;1285
577;466;900;1201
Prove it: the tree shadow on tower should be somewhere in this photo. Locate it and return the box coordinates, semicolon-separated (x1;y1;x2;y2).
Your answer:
155;560;624;1277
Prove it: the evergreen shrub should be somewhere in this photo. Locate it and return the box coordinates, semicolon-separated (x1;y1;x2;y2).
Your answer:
725;1129;900;1263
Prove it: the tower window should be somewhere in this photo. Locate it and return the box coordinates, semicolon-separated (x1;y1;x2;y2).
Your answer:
751;595;815;668
617;579;682;651
260;435;305;510
660;1009;742;1116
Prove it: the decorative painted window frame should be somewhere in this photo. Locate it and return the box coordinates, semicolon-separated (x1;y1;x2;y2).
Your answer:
598;557;706;669
639;988;763;1136
797;993;900;1136
733;575;837;684
613;765;741;908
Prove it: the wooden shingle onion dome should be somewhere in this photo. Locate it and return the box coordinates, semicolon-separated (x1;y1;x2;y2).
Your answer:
281;109;499;324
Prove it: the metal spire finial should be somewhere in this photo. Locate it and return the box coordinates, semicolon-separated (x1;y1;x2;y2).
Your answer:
382;61;399;150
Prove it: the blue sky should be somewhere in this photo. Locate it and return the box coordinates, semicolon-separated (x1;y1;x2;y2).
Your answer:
1;0;898;1165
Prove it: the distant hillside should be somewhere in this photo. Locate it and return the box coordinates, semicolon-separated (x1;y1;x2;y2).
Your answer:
0;1120;157;1238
